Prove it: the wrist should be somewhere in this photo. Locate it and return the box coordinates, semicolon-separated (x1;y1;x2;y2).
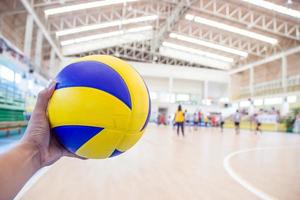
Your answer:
17;141;43;170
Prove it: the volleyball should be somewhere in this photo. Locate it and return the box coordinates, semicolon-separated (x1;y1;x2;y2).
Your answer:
47;55;151;159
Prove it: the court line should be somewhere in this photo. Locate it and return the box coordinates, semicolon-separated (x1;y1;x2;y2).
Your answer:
223;146;300;200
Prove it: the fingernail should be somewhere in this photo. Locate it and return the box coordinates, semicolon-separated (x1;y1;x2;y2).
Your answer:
47;80;56;91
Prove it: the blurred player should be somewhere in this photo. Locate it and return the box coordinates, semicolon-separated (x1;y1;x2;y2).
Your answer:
219;114;224;133
193;112;199;131
233;110;241;134
175;105;185;136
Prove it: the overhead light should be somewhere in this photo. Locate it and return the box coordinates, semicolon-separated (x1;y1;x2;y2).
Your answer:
185;14;278;45
162;42;234;62
61;25;152;46
242;0;300;19
45;0;138;16
56;15;157;37
169;33;248;57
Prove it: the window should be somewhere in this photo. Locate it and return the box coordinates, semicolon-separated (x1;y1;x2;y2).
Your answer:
220;97;229;103
170;94;175;103
253;99;263;106
287;96;297;103
176;94;190;102
28;80;34;90
232;103;238;108
202;99;211;106
239;100;250;107
264;97;283;105
0;64;14;82
159;93;170;102
15;73;22;83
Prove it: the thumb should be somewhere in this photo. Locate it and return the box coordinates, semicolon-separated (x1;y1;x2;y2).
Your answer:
33;81;56;114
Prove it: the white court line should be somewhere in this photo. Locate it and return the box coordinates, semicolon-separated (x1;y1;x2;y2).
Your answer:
223;146;300;200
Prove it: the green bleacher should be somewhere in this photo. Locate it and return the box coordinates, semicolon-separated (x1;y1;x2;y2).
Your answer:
0;78;27;137
0;108;25;122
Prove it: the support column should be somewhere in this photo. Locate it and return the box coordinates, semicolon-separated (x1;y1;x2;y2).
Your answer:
168;77;173;94
48;47;56;77
281;55;287;92
49;48;55;69
24;14;34;57
249;66;254;97
203;81;208;100
168;77;173;102
228;79;232;100
34;29;43;69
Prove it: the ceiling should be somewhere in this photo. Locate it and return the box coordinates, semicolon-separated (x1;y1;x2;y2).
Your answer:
0;0;299;76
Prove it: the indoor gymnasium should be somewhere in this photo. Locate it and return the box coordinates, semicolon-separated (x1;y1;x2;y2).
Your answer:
0;0;300;199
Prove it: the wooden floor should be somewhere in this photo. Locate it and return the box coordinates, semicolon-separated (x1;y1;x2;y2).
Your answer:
21;124;300;200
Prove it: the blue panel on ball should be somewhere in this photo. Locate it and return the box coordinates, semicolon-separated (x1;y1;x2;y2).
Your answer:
53;125;103;153
140;83;151;131
109;149;123;157
55;61;132;109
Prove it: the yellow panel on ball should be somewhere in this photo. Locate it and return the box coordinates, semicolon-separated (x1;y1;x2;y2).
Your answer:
76;129;125;159
47;55;151;159
48;87;131;129
75;55;150;132
116;130;145;152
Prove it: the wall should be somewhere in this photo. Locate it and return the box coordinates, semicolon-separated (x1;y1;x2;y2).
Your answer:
173;79;203;94
128;61;230;118
287;52;300;78
254;59;281;84
143;77;169;92
230;50;300;100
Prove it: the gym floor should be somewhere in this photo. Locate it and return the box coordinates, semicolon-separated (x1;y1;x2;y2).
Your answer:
17;124;300;200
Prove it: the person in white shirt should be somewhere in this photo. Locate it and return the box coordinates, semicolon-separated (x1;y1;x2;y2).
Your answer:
233;110;241;134
254;113;262;135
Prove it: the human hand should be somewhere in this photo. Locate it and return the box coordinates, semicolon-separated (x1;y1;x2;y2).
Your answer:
21;81;84;168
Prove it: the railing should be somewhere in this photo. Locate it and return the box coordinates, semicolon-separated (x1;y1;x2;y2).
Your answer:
233;75;300;100
287;74;300;92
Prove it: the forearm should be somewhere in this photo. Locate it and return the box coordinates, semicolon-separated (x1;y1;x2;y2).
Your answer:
0;142;41;200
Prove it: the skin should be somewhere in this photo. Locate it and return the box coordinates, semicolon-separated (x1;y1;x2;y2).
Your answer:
0;81;84;200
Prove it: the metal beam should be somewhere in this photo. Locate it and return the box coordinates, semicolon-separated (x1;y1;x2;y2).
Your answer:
174;23;274;57
23;14;34;57
151;0;190;52
49;47;56;69
34;29;43;68
73;40;214;69
229;45;300;74
20;0;63;60
165;0;300;41
47;2;172;32
33;0;77;8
